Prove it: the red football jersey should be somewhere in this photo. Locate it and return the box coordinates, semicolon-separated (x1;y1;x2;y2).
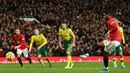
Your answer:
13;34;28;50
107;17;121;43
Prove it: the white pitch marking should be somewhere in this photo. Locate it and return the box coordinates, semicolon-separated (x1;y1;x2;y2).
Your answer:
45;68;99;70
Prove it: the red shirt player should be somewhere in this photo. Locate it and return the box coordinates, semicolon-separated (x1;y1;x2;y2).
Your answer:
13;32;28;50
13;28;32;68
106;14;125;68
98;13;125;72
107;17;121;43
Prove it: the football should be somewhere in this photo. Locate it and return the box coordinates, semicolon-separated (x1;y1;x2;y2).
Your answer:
80;53;89;59
6;52;15;61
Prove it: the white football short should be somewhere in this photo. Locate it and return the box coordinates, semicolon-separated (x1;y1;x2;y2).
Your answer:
103;40;120;53
17;48;29;58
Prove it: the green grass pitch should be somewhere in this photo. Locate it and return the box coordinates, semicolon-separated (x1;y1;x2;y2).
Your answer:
0;62;130;73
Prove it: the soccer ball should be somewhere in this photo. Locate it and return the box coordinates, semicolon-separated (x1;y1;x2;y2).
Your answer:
80;53;89;59
6;52;15;61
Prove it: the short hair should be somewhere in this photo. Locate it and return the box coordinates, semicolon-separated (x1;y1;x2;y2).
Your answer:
34;28;39;31
15;28;20;31
61;22;66;24
103;10;114;16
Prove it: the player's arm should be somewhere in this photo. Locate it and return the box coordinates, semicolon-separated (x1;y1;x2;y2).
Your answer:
69;29;76;47
58;29;63;49
39;34;47;47
59;35;62;48
120;27;125;44
29;36;34;52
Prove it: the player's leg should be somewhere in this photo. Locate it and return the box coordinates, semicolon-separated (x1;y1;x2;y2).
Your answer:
44;57;51;68
116;45;125;68
100;40;110;72
64;51;72;68
17;49;24;68
64;41;73;69
111;49;117;68
112;55;117;68
101;51;109;72
119;52;125;68
37;48;45;68
23;48;32;64
42;46;51;68
66;51;73;68
107;41;120;69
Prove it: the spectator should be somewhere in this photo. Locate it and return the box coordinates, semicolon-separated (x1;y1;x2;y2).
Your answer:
0;0;129;56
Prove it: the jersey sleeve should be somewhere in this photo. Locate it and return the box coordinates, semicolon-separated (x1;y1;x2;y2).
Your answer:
58;28;62;36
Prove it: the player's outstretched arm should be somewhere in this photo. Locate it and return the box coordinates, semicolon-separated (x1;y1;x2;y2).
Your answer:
59;35;63;49
120;27;125;45
70;29;75;47
71;31;75;47
29;36;34;52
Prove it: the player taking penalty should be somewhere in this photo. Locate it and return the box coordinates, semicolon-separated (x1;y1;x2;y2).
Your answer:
13;29;32;68
59;23;75;69
29;29;51;68
97;13;124;72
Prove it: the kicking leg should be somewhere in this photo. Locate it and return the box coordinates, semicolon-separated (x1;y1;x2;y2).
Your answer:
100;51;109;72
98;40;109;72
103;51;109;69
17;49;24;68
23;48;32;64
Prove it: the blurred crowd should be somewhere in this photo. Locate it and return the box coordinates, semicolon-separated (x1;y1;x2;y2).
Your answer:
0;0;130;57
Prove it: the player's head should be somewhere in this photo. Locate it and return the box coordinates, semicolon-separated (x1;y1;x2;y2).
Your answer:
61;22;67;29
104;11;113;20
15;28;20;35
34;29;39;35
104;13;111;20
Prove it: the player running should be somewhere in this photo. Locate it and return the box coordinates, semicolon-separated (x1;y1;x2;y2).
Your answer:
59;23;75;69
12;28;32;68
29;29;51;68
97;13;123;72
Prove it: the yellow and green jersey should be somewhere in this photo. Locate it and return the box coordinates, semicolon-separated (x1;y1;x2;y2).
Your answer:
59;27;73;41
29;33;47;49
